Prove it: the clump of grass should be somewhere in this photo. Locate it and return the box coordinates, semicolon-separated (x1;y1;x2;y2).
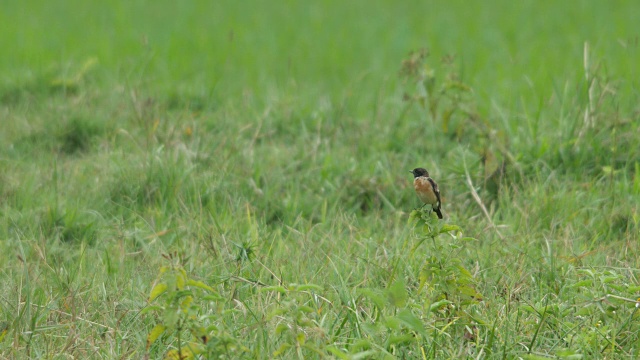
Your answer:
58;117;105;155
11;116;106;158
41;207;97;245
108;157;191;210
144;254;247;359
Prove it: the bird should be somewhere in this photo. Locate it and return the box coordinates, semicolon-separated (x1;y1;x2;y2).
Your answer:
410;168;443;219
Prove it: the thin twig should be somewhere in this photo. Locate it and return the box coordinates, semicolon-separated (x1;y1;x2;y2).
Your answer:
463;163;505;240
229;275;267;287
255;258;282;285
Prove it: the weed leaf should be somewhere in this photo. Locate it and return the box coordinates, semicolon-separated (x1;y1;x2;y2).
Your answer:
149;283;168;302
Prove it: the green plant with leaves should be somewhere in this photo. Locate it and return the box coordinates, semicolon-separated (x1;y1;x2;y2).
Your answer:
258;283;327;359
351;210;482;358
144;254;246;359
410;209;481;307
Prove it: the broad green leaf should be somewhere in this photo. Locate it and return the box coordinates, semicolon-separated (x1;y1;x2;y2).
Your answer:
359;288;386;309
467;313;489;326
351;350;379;360
186;341;206;355
440;224;462;233
386;280;408;308
458;284;482;300
146;324;166;349
396;309;426;335
298;305;315;313
607;283;625;292
140;305;163;315
555;349;583;359
627;285;640;292
408;209;421;222
359;322;382;337
387;334;414;345
186;279;214;292
275;323;289;335
602;275;621;283
165;350;180;360
569;280;593;288
458;237;476;242
180;295;193;310
149;283;168;302
352;339;372;350
176;270;186;290
575;306;593;316
325;346;350;360
429;299;452;312
384;316;401;330
165;348;194;360
273;343;292;357
519;304;536;313
296;332;305;344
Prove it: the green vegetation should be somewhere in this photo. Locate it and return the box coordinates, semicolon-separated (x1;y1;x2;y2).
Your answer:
1;1;639;358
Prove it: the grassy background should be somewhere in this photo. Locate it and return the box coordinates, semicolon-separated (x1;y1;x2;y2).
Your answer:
1;1;639;358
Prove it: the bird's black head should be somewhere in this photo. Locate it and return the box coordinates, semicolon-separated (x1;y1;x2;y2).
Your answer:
410;168;429;178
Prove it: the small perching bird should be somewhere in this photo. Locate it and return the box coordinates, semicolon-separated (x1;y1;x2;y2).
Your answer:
410;168;443;219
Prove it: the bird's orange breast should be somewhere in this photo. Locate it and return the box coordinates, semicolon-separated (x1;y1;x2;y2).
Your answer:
414;177;438;205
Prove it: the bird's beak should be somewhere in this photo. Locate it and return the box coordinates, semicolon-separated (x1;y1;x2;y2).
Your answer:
408;170;413;173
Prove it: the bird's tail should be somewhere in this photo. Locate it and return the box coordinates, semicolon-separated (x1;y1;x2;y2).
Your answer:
434;208;443;219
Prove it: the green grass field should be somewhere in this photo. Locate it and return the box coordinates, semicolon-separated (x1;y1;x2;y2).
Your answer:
2;1;640;358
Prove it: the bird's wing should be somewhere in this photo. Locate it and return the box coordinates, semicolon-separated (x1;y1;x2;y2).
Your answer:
427;177;441;210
